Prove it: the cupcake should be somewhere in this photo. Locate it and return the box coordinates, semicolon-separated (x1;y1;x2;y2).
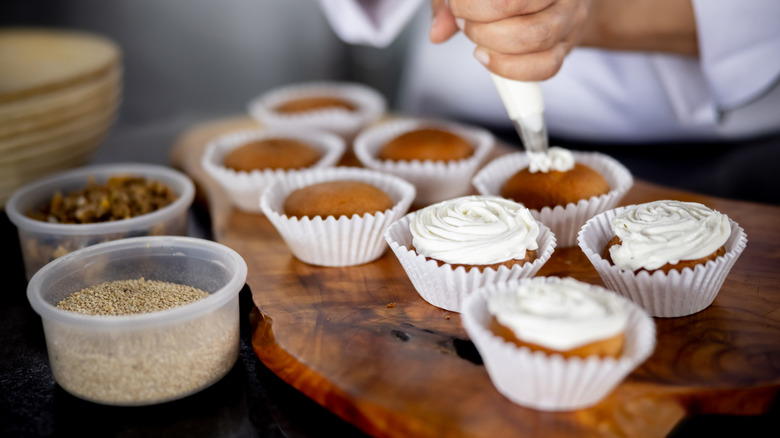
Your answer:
461;276;656;411
499;150;610;210
283;180;394;219
578;200;748;317
201;128;345;213
260;166;415;267
222;137;322;172
377;127;474;162
472;147;632;247
383;195;556;312
247;81;386;140
354;118;494;206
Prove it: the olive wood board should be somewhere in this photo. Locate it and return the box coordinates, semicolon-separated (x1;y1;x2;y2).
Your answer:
171;116;780;438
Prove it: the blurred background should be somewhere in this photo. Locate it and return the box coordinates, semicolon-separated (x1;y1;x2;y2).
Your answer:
3;0;779;205
1;0;417;166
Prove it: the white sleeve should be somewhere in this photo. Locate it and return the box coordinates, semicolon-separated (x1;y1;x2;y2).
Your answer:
316;0;425;48
694;0;780;109
652;0;780;127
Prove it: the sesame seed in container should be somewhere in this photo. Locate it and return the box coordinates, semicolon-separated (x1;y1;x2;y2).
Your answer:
26;236;247;406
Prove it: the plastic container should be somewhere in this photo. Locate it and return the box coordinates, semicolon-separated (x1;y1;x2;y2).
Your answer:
6;163;195;280
26;235;248;406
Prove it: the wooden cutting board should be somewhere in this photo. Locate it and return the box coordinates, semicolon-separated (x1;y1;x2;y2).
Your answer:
171;116;780;438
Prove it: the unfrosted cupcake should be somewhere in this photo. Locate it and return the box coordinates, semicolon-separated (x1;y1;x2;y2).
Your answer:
222;138;322;172
248;81;386;140
461;276;656;411
283;180;395;220
354;118;494;206
384;195;556;312
578;200;748;317
472;147;632;247
260;166;415;267
201;128;344;213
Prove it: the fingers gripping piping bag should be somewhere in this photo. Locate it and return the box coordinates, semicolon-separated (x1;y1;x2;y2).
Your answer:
490;74;549;154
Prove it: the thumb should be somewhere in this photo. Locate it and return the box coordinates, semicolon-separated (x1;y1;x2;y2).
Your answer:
430;0;459;44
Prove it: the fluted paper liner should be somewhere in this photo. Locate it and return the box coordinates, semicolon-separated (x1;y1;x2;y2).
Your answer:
472;151;633;247
260;167;415;267
461;278;656;411
383;213;556;312
354;118;494;206
202;128;345;213
248;81;386;140
577;206;748;318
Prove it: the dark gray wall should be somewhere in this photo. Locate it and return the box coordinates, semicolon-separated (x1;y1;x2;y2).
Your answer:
2;0;414;163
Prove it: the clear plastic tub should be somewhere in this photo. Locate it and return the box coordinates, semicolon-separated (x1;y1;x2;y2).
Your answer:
26;235;248;406
6;163;195;280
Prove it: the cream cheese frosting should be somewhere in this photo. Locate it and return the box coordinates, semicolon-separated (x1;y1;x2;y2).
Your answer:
410;195;539;265
488;277;627;352
609;200;731;272
527;146;575;173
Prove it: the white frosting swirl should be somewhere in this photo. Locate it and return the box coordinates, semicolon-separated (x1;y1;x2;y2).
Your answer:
488;277;627;351
410;195;539;265
609;200;731;271
527;146;575;173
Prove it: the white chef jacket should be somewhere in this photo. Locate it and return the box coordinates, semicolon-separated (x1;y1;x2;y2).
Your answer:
317;0;780;144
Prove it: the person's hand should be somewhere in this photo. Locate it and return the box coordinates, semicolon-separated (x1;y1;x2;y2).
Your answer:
430;0;699;81
430;0;591;81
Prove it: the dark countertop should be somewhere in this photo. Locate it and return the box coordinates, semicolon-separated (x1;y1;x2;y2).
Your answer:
2;121;779;437
0;119;370;438
0;206;369;438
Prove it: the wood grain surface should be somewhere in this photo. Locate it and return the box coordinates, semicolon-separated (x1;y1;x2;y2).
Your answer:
171;116;780;438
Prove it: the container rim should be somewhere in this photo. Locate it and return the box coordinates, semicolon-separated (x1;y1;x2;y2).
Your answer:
6;163;195;236
26;236;248;328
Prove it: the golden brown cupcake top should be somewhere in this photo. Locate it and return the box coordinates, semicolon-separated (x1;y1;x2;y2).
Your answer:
222;138;322;172
500;163;609;210
283;180;394;219
378;128;474;162
274;96;357;113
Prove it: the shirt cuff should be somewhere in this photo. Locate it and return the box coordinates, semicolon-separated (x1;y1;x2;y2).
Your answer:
316;0;424;48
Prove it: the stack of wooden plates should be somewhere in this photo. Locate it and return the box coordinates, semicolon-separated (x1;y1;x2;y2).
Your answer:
0;28;122;207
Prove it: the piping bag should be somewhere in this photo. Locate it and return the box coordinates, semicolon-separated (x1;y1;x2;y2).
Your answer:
490;73;549;154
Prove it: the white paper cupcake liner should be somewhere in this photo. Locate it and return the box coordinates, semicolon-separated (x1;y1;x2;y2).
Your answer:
353;118;495;206
383;213;556;312
577;206;748;318
247;81;386;140
461;278;656;411
260;166;415;267
472;151;633;247
201;128;345;213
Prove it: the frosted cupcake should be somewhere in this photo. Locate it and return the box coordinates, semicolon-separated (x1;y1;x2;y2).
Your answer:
472;147;632;247
201;128;344;213
578;200;748;317
354;118;494;206
248;81;386;140
461;276;656;411
260;166;415;267
384;195;556;312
